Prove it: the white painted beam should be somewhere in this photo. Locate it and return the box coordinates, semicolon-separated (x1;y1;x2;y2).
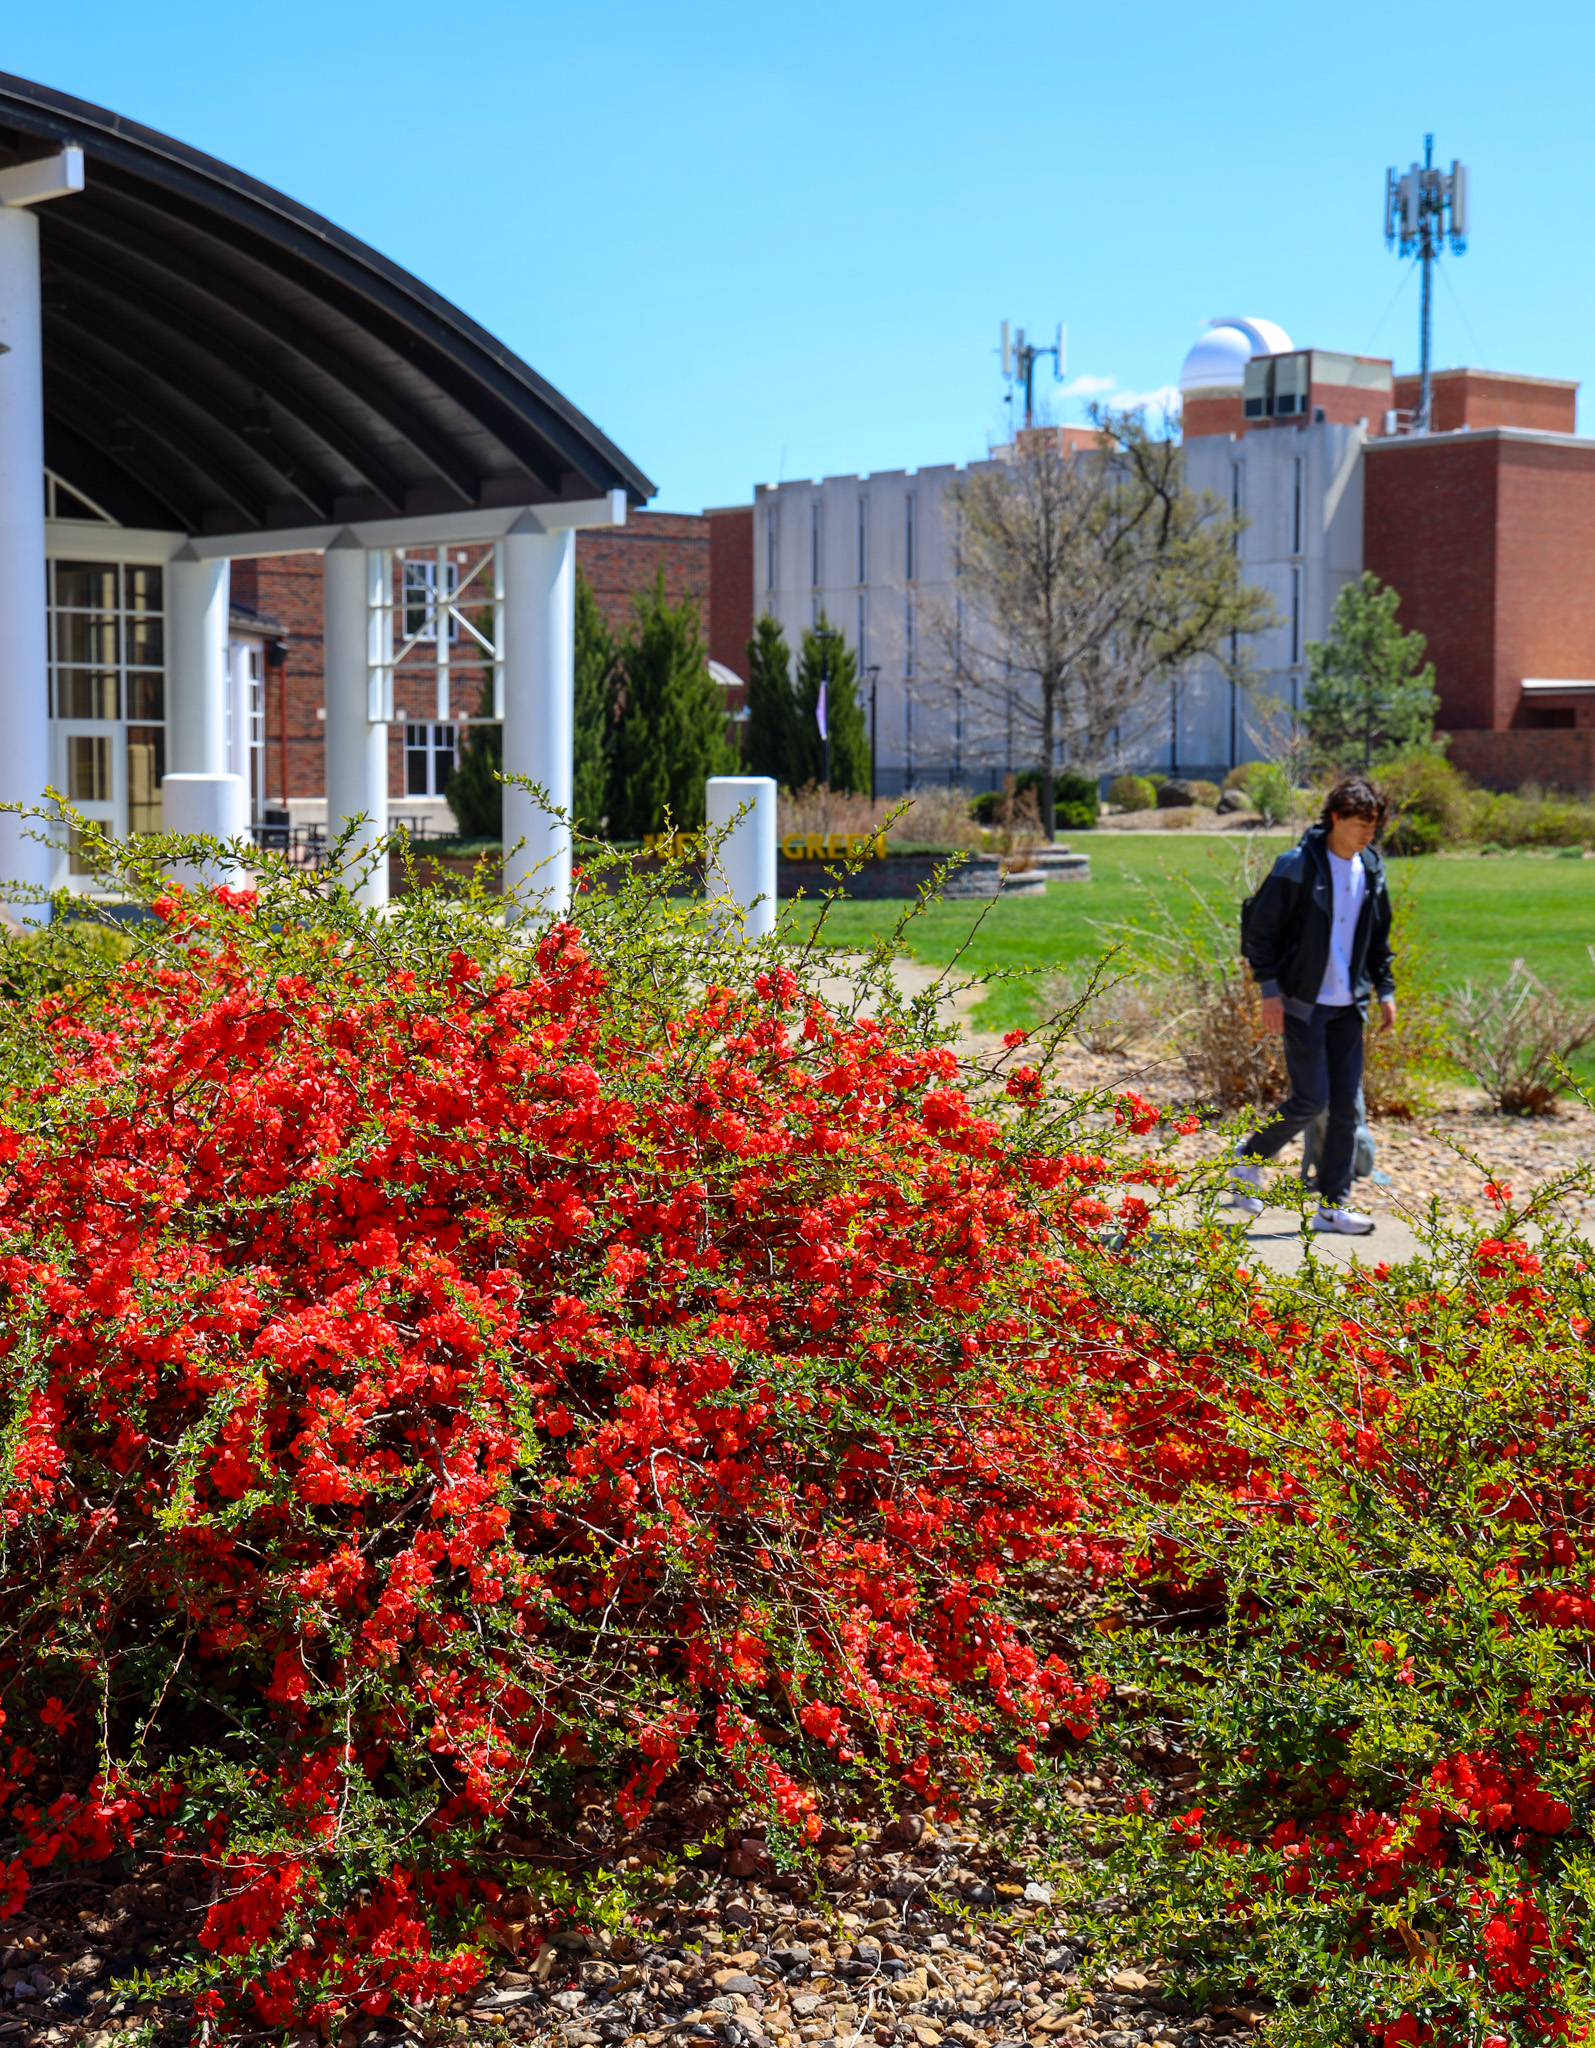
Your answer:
184;491;629;562
0;148;84;210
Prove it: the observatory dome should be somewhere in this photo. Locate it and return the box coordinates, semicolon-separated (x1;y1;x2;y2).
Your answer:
1179;317;1294;393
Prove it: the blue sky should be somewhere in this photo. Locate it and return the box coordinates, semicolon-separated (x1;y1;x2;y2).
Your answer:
7;0;1592;509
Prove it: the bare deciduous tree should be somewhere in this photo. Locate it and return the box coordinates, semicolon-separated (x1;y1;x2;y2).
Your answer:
937;412;1273;835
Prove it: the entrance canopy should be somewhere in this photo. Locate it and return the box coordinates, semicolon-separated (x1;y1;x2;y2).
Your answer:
0;71;654;539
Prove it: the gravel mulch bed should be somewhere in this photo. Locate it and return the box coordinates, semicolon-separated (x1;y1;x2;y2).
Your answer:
0;1830;1250;2048
1002;1041;1595;1226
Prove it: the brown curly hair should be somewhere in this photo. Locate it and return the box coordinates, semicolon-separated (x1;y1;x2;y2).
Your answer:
1320;775;1391;833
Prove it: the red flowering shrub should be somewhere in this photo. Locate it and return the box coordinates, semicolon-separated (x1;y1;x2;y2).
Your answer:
0;846;1160;2030
1064;1215;1595;2045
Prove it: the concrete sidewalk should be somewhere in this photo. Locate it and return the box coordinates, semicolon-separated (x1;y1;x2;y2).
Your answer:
1223;1205;1425;1276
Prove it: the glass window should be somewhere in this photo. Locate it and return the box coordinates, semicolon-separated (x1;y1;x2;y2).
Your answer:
1290;566;1302;665
766;507;777;591
1292;457;1303;556
126;617;164;668
127;727;164;835
905;597;915;678
406;723;430;795
68;734;111;803
126;674;164;722
811;501;822;589
124;566;163;612
905;493;917;582
405;722;457;797
56;671;119;720
54;562;118;611
56;613;118;666
402;558;458;641
47;556;166;874
857;496;868;583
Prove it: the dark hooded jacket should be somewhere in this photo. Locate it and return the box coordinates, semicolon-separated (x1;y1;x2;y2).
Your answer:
1242;823;1395;1019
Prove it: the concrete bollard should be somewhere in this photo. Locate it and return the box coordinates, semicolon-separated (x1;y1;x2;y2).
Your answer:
704;776;777;941
159;773;250;889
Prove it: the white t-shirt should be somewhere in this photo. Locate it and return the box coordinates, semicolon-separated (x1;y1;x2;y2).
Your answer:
1316;848;1367;1007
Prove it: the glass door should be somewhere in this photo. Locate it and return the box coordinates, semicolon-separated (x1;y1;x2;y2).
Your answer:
48;559;166;892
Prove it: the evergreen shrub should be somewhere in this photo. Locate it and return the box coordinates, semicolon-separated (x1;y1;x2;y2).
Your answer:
1108;775;1156;812
1055;770;1100;832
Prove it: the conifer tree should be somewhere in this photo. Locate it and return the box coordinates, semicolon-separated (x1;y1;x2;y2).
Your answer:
443;680;502;840
1303;572;1440;769
607;571;734;840
794;613;871;794
744;614;801;786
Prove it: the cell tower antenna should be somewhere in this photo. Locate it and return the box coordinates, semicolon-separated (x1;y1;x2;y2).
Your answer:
1384;135;1468;433
999;320;1066;430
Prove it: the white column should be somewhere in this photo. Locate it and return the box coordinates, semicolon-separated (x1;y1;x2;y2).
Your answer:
501;525;574;915
705;776;778;940
167;551;231;774
0;150;81;912
0;202;51;907
227;642;251;781
323;532;388;907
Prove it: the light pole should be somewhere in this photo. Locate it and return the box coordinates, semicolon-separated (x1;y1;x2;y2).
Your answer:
866;664;880;802
813;624;842;791
1385;137;1469;433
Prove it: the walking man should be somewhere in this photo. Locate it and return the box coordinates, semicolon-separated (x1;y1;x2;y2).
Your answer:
1231;775;1396;1235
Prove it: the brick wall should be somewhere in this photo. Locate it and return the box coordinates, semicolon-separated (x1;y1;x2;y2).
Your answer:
1364;436;1501;729
1365;430;1595;736
251;553;326;802
1447;728;1595;794
1390;369;1578;435
706;506;754;680
575;512;710;640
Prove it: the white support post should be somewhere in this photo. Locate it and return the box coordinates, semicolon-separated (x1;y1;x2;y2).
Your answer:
501;526;574;915
0;155;83;909
168;551;231;775
491;543;505;720
434;543;450;722
323;532;388;907
705;777;778;940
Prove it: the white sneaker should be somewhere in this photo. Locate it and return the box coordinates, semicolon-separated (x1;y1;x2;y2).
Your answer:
1228;1154;1264;1217
1311;1204;1375;1236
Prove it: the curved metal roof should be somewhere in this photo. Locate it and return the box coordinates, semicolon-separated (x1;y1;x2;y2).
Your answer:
0;72;655;536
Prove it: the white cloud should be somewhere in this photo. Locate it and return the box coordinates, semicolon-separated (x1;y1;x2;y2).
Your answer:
1094;383;1183;418
1060;373;1116;397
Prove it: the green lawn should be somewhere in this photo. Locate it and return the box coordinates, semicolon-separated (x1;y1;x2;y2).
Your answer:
788;834;1595;1040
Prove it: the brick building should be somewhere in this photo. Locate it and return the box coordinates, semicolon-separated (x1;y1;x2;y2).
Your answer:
1179;316;1595;791
1364;421;1595;790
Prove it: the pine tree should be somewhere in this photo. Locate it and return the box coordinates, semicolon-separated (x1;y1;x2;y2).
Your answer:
574;571;619;831
607;571;734;840
444;673;503;840
794;613;871;794
744;614;800;786
1303;572;1440;769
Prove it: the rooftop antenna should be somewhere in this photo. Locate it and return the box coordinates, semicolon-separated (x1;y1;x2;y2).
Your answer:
1000;320;1066;430
1384;136;1468;432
